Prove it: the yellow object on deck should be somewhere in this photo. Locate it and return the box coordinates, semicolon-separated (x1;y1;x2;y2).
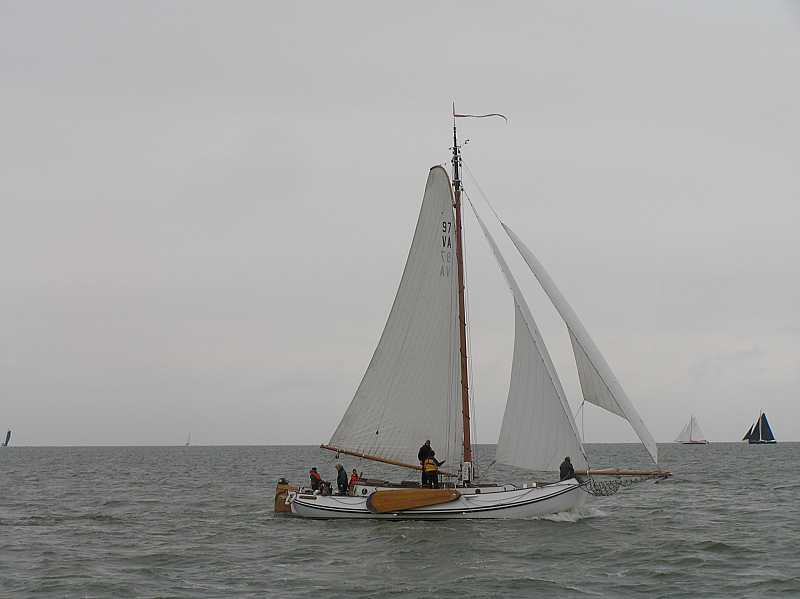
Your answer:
366;488;460;514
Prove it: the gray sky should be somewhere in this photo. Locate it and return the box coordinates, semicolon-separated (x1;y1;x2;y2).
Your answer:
2;2;799;446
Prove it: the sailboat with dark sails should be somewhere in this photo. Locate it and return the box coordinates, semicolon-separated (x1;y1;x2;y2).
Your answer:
2;430;10;447
275;111;669;519
743;412;776;444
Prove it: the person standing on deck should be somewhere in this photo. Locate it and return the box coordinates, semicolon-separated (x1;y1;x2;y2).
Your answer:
335;464;348;495
309;467;322;491
418;440;434;486
423;457;440;488
559;456;575;481
349;468;359;489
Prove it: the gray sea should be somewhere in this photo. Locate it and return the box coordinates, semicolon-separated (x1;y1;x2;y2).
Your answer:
1;443;798;598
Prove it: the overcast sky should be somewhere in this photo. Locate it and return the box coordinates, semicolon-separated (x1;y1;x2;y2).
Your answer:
2;2;799;447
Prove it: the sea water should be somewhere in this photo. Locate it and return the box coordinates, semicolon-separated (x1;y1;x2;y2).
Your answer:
1;443;798;598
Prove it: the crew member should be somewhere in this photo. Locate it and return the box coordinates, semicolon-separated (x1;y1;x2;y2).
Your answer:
418;440;434;486
423;457;440;488
559;456;575;481
309;467;322;491
335;464;349;495
349;468;359;488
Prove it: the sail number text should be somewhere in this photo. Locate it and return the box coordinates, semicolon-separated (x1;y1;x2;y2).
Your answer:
441;220;453;277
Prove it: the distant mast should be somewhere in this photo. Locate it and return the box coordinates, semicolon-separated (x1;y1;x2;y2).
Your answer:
451;111;472;467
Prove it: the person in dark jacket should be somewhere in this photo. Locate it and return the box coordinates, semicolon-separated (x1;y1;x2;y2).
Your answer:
418;440;435;486
559;456;575;481
335;464;348;495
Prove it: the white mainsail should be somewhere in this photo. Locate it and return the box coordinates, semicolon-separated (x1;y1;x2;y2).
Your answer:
468;199;586;472
675;416;707;443
328;166;464;468
503;224;659;465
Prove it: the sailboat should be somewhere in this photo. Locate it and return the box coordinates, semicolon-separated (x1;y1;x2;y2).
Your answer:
743;412;776;444
674;415;708;444
276;112;669;519
185;432;191;447
1;430;10;447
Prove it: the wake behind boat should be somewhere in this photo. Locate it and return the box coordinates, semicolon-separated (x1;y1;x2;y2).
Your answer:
276;111;669;519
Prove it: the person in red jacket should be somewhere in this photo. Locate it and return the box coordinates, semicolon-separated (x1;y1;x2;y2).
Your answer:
309;467;322;491
349;468;359;488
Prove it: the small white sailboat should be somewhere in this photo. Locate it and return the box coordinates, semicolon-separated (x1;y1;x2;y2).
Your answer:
277;111;669;519
184;432;191;447
674;415;709;444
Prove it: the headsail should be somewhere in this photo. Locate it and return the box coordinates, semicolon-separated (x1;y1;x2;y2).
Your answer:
503;224;659;465
328;166;464;468
2;430;10;447
751;417;761;442
468;199;586;472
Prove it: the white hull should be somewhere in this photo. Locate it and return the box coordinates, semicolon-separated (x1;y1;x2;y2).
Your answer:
287;479;586;519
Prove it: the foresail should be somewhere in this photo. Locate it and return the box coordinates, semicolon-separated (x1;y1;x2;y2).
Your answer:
499;303;587;471
503;224;659;465
328;166;463;468
674;421;691;443
467;199;586;471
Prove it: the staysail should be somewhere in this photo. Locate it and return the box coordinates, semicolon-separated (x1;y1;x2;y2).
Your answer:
468;199;586;472
503;225;659;465
675;416;707;443
328;166;464;468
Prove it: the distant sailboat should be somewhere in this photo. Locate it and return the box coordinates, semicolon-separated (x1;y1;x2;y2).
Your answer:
185;432;191;447
2;430;10;447
743;412;776;444
674;416;708;444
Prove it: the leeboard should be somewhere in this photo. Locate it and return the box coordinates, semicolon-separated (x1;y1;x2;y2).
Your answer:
366;489;460;513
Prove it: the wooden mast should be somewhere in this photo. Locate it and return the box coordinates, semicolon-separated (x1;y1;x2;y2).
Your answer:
452;111;472;465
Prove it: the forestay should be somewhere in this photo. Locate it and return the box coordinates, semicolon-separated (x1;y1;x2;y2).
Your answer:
328;166;464;468
503;224;659;465
468;199;586;472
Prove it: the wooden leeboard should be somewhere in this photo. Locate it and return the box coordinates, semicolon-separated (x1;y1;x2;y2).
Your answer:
366;489;460;514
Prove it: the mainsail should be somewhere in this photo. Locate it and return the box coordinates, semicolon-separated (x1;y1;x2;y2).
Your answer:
759;413;775;442
675;416;707;443
468;199;586;472
328;166;464;468
503;225;659;465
